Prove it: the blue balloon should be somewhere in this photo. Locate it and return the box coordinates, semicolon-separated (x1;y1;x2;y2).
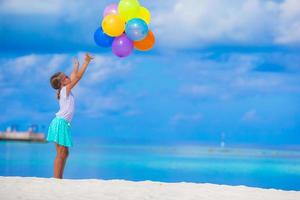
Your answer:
94;27;114;47
125;18;148;41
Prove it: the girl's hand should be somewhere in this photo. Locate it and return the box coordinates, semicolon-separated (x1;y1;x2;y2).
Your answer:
66;53;93;95
84;53;94;62
73;57;79;73
70;57;79;81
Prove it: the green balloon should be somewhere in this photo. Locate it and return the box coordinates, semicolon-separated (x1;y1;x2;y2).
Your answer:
118;0;140;21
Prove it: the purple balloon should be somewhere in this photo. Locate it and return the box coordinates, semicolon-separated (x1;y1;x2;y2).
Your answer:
112;34;133;57
103;3;118;17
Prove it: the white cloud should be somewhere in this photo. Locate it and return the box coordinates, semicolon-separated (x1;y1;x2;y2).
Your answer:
241;109;257;122
0;53;132;87
77;54;133;85
175;52;300;100
153;0;278;48
123;109;140;116
0;101;50;122
0;53;138;119
0;0;62;15
179;84;215;97
275;0;300;44
74;85;130;118
231;75;283;92
152;0;300;48
170;113;202;125
5;54;42;75
0;87;17;97
1;0;299;50
1;54;69;85
204;71;293;98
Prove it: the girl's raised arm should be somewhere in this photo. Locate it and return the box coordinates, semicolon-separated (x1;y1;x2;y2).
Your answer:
66;53;93;95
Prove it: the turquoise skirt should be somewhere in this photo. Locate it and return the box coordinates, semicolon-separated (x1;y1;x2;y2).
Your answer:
47;117;73;147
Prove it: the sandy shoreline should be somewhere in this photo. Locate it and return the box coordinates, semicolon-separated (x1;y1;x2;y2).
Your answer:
0;176;299;200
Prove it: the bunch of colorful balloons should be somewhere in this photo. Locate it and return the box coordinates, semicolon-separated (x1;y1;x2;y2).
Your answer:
94;0;155;58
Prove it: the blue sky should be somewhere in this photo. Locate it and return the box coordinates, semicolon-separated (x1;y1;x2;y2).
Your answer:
0;0;300;147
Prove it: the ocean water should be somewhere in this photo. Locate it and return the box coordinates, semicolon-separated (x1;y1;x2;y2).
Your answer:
0;140;300;191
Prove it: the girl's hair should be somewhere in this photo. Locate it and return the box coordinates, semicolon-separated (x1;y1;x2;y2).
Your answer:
50;72;63;100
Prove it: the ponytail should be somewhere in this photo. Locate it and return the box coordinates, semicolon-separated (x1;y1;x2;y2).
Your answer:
50;72;63;100
56;88;61;100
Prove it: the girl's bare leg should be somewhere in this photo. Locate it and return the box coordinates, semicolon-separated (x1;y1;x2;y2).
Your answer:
54;143;69;179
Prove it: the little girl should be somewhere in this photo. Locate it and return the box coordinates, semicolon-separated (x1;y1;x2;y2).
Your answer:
47;53;93;179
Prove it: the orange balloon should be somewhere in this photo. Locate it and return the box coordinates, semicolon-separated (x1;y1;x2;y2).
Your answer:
134;30;155;51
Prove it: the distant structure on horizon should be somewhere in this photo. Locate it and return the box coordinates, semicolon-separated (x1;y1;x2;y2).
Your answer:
0;124;46;142
220;132;226;148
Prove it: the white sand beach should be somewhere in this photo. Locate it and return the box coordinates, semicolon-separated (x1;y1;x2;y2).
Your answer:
0;176;299;200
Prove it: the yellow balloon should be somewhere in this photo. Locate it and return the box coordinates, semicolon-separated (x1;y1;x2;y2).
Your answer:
137;6;151;24
118;0;140;21
102;14;125;37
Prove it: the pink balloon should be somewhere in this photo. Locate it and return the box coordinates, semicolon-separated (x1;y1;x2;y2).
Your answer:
112;34;133;57
103;3;118;17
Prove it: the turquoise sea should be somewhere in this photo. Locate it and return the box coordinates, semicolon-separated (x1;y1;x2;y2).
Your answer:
0;139;300;191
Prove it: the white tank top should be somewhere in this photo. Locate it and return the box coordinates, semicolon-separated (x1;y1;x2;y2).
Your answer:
55;86;75;122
